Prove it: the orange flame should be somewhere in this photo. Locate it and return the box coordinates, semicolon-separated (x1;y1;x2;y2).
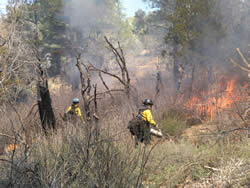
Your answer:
184;76;247;120
6;144;18;152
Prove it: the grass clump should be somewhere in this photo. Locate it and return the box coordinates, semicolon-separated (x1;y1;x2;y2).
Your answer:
159;108;187;137
0;123;151;188
144;138;250;187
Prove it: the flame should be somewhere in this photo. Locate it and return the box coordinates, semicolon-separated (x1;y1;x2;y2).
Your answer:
6;144;18;152
184;76;247;120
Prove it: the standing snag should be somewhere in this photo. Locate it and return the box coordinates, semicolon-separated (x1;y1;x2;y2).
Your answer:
229;47;249;137
37;65;56;134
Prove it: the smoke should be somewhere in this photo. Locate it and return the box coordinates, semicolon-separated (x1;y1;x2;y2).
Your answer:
199;0;249;83
61;0;249;97
62;0;114;89
63;0;117;34
220;0;250;53
182;0;249;97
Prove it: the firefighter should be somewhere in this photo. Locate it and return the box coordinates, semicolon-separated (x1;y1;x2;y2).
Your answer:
136;98;158;144
64;97;83;122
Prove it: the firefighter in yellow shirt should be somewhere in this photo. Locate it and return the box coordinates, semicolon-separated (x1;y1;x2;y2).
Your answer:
64;97;84;122
136;99;158;144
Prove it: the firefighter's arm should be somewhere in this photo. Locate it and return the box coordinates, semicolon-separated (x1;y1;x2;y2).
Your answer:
76;108;84;121
66;106;72;113
145;110;156;126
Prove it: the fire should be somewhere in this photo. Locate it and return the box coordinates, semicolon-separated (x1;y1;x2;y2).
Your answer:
6;144;18;152
184;76;247;120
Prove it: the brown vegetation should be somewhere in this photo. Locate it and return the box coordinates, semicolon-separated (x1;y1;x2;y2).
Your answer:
0;3;249;188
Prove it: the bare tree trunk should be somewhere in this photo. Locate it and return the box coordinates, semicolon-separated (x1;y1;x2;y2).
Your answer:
37;73;56;135
154;57;162;101
93;84;99;141
76;54;91;120
33;8;56;134
172;50;184;104
172;0;183;93
229;47;249;137
173;56;184;92
188;63;196;99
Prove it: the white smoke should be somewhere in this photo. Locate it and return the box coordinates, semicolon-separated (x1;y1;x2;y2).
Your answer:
63;0;116;33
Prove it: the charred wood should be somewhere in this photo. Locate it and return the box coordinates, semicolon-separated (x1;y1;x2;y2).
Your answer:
37;66;56;134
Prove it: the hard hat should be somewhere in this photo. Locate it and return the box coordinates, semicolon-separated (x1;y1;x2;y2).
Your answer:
72;97;80;103
143;99;153;106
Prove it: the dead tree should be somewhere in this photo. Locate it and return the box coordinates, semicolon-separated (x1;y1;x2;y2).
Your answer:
93;84;99;140
76;53;101;161
76;53;92;120
98;72;114;100
229;48;250;78
154;57;163;102
90;36;131;98
76;52;124;120
0;8;37;105
37;64;56;134
74;37;134;139
229;47;249;137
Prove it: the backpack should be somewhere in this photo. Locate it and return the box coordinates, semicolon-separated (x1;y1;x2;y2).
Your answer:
128;116;145;136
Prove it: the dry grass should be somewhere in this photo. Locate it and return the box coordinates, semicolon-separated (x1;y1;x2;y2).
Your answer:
0;83;249;187
143;138;250;187
0;120;155;187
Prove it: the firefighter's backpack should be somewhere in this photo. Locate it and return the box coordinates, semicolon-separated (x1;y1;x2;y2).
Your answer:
127;116;145;136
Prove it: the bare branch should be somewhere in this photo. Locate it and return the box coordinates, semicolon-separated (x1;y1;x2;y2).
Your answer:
90;64;127;86
118;41;130;84
229;58;249;73
88;89;124;101
99;72;114;98
0;133;15;139
76;53;92;119
0;37;6;47
236;48;249;67
103;36;131;97
104;36;124;68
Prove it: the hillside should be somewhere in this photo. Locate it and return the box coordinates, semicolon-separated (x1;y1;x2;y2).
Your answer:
0;0;249;187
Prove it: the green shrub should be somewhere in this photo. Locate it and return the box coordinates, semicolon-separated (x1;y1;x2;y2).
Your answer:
159;109;187;137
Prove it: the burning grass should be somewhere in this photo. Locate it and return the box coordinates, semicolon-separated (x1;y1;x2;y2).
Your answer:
182;75;248;121
0;76;248;187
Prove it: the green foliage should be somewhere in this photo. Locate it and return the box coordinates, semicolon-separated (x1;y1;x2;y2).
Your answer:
3;0;138;78
1;0;70;76
144;0;226;65
131;7;169;53
133;9;148;35
29;0;68;76
191;164;210;181
159;109;187;137
166;0;225;62
0;46;7;55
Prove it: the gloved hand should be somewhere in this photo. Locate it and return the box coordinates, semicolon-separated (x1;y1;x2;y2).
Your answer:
155;124;159;128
